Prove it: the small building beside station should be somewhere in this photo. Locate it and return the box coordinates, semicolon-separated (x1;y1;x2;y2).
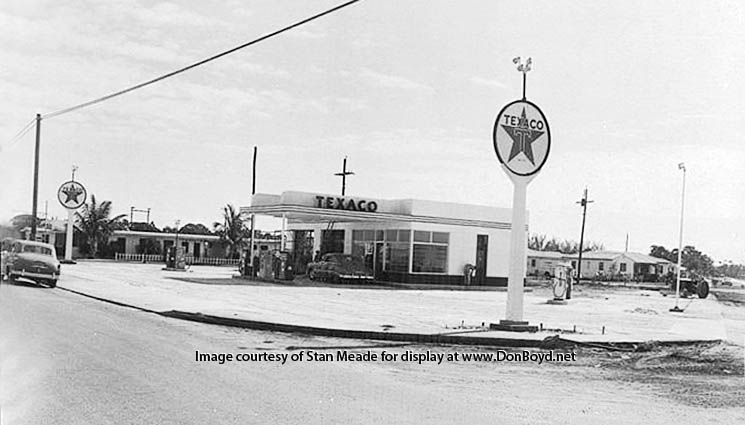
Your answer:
241;191;522;286
107;230;280;262
526;249;566;277
527;249;676;281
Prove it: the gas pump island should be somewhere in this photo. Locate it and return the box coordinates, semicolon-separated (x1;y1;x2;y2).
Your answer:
490;57;551;332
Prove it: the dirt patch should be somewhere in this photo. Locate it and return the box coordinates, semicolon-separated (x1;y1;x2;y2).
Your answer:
595;342;744;408
624;307;660;315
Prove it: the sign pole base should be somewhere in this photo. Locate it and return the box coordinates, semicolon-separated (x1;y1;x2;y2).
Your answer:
490;320;538;333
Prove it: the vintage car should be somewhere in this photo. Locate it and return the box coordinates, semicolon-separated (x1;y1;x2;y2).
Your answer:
666;271;710;299
307;253;373;283
2;239;61;287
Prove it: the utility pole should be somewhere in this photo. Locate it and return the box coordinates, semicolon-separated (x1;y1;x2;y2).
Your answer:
248;146;257;277
334;156;354;196
30;113;42;240
572;187;594;299
625;233;629;252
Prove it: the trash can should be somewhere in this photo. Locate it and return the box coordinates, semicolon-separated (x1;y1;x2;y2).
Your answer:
463;264;476;286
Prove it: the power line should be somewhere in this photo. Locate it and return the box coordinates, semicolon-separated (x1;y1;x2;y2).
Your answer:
42;0;363;120
1;118;36;151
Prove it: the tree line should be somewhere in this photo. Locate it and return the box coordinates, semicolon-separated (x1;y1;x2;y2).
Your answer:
647;244;743;278
528;233;605;254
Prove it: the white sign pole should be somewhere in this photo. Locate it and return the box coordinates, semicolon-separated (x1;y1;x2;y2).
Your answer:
505;177;529;321
490;57;549;332
57;167;86;263
65;208;74;261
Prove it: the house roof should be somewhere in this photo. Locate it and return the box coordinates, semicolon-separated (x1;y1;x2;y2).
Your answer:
564;250;674;264
527;249;565;259
555;250;619;261
112;230;220;241
617;252;673;265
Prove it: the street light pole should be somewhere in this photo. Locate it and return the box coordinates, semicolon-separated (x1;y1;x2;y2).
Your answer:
671;163;686;312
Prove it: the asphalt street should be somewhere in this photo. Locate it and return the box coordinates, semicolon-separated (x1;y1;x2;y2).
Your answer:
0;280;742;424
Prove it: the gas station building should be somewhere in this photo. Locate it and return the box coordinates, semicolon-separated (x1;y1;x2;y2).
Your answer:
241;191;522;286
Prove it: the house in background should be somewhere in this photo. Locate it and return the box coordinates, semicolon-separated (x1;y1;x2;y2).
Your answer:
527;249;567;277
109;230;222;259
108;230;281;261
528;250;676;281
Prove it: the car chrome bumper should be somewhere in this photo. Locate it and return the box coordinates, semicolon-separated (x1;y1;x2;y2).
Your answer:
15;270;58;280
338;274;374;279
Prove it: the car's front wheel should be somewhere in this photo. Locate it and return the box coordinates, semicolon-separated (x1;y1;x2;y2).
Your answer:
308;268;317;281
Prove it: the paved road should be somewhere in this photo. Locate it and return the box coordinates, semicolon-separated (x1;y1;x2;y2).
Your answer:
1;281;742;424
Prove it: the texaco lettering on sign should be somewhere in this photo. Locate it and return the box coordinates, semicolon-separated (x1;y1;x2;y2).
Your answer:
492;100;551;177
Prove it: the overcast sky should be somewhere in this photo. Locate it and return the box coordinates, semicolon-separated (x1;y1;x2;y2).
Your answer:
1;0;744;263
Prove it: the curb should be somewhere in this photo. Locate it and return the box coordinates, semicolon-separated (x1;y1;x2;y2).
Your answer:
56;286;161;314
160;310;549;348
159;310;721;351
57;285;723;351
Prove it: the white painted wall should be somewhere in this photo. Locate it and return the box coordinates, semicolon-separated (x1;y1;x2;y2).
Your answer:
288;220;514;278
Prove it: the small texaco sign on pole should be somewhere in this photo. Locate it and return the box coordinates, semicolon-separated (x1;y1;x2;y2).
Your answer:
491;57;551;332
58;171;87;262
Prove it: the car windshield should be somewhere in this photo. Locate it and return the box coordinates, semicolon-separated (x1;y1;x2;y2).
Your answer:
22;245;53;256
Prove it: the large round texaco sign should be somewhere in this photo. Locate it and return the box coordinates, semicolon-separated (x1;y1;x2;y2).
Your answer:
57;180;87;210
493;100;551;177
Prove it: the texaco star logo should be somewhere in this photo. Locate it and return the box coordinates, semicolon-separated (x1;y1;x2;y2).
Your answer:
493;100;551;177
57;180;87;209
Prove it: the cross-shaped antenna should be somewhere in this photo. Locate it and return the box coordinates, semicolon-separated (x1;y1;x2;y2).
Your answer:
334;156;354;196
512;57;532;100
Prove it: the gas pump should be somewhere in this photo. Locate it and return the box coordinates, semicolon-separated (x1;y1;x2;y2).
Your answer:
165;246;186;270
548;263;571;304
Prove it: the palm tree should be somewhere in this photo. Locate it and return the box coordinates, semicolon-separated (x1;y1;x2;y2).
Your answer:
75;194;126;257
213;204;246;259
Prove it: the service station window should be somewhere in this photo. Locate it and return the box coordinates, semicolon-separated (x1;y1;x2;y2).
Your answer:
351;230;376;259
384;229;410;273
412;231;449;274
